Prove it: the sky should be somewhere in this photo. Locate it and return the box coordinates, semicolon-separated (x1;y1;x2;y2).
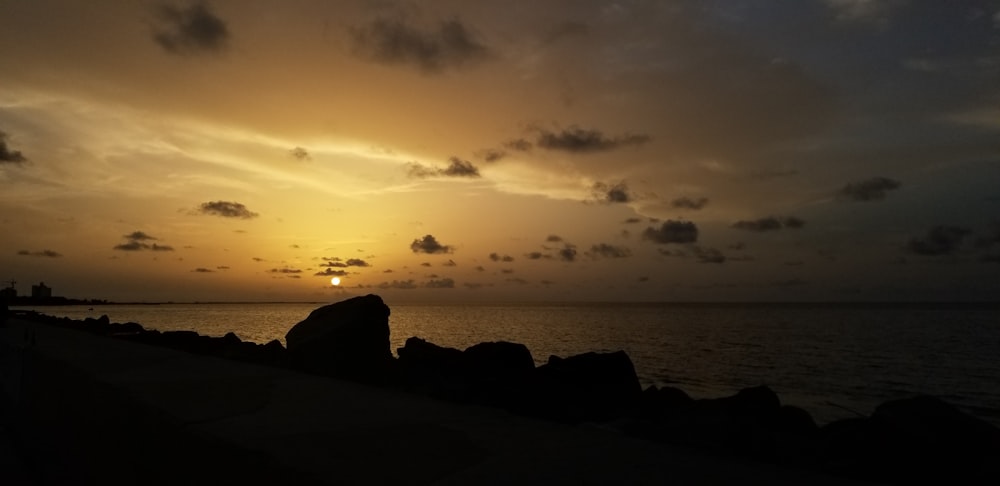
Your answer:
1;0;999;303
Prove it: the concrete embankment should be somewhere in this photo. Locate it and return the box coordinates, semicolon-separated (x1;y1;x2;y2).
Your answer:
0;318;856;485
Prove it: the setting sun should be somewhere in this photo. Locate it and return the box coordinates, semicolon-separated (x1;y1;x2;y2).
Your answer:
331;277;341;286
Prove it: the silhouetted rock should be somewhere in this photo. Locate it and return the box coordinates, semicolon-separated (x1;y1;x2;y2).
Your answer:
872;396;1000;483
397;337;465;396
285;294;393;384
636;385;696;419
463;341;534;382
522;350;642;423
819;396;1000;483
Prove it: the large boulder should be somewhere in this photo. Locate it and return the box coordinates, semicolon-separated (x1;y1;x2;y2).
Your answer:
521;350;643;423
819;396;1000;483
285;294;393;383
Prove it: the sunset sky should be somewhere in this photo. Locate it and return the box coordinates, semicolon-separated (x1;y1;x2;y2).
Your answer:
2;0;998;303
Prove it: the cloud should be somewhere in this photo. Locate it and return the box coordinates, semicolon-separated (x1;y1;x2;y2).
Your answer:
480;149;506;162
113;231;175;251
323;257;371;268
692;246;726;264
407;157;481;178
377;279;418;290
463;282;485;289
16;249;62;258
534;126;650;153
592;181;634;203
671;197;709;210
152;1;230;55
315;268;349;277
350;17;491;73
836;177;902;202
732;216;805;232
0;131;27;164
907;225;972;256
524;251;547;260
587;243;632;259
192;267;214;273
558;245;577;262
216;266;230;270
489;252;514;262
504;138;533;152
424;278;456;289
443;259;457;267
410;234;453;254
198;200;259;219
420;262;432;267
642;220;699;244
623;217;643;224
268;267;302;274
545;234;563;242
289;147;311;161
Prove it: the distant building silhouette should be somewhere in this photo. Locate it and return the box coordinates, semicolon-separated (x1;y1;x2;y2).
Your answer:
32;282;52;300
1;279;16;302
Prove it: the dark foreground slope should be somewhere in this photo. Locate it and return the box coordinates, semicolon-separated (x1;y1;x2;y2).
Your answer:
0;316;860;486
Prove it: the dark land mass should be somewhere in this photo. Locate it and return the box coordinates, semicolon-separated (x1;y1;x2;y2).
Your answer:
2;296;998;485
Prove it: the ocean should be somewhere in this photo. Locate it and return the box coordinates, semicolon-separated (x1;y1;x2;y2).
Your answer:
13;301;1000;426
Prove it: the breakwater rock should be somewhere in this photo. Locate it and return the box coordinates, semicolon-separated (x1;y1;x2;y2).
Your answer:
12;295;1000;484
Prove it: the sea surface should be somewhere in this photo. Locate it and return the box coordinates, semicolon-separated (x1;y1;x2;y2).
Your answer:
14;301;1000;426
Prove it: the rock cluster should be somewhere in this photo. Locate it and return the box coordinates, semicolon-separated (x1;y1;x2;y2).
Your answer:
13;295;1000;484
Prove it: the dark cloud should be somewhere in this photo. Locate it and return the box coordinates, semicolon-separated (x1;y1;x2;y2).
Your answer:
315;268;349;277
0;131;27;164
424;278;455;289
500;269;514;274
587;243;632;259
125;231;157;241
671;197;709;210
534;126;650;153
350;17;491;73
623;217;643;224
377;279;418;290
268;267;302;274
506;278;529;285
592;182;634;203
192;267;214;273
198;200;258;219
732;216;805;232
407;157;481;178
489;252;514;262
16;249;62;258
907;225;972;256
642;220;699;244
480;149;506;162
558;245;577;262
113;231;174;251
216;266;230;270
463;282;485;289
545;234;563;243
289;147;311;161
524;251;547;260
692;246;726;264
837;177;902;202
474;265;485;272
152;1;230;55
443;259;457;267
410;234;453;254
420;262;432;267
252;257;265;262
504;138;533;152
345;258;370;267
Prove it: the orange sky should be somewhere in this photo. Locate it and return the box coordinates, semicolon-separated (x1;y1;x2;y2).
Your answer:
1;1;999;302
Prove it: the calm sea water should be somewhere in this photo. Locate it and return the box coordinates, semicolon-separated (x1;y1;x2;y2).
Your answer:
14;301;1000;426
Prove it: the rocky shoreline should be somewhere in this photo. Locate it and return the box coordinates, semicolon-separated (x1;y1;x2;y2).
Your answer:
4;295;998;484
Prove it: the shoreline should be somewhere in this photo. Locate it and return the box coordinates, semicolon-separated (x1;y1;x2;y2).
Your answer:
4;299;999;484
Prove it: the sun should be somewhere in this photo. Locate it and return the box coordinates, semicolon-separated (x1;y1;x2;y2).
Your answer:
331;277;341;286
